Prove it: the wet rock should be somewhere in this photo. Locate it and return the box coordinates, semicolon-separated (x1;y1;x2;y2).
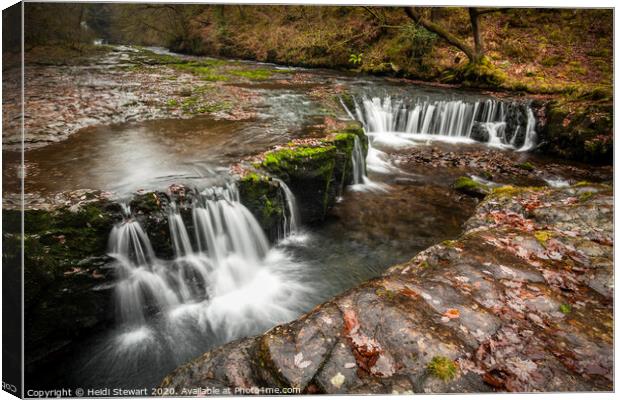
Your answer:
537;100;612;164
246;122;368;224
453;176;490;199
160;185;613;393
4;199;122;371
237;172;287;242
469;123;490;143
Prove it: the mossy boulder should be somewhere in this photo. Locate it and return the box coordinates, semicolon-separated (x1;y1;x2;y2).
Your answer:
254;123;368;223
537;100;612;164
258;144;338;223
3;200;122;370
443;57;506;88
453;176;490;199
130;192;173;258
238;172;287;241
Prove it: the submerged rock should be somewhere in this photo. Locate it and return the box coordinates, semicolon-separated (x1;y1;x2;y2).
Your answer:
160;184;613;393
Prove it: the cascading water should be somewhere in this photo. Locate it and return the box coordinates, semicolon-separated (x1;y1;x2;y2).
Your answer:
272;178;301;240
351;135;366;184
353;95;537;151
518;108;537;151
108;206;180;325
81;183;312;388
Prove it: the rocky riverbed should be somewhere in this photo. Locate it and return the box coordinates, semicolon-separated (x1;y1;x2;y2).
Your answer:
161;183;613;393
5;44;613;394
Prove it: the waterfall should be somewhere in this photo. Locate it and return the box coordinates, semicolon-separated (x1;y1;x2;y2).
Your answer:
352;95;537;150
192;183;269;263
108;213;180;325
518;108;537;152
351;135;365;184
272;178;300;239
108;182;309;338
168;203;193;258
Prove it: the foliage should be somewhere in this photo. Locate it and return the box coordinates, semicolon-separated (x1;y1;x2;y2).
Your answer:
401;24;437;61
349;53;363;65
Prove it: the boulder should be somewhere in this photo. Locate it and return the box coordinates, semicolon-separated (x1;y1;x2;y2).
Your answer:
469;123;490;143
536;100;612;164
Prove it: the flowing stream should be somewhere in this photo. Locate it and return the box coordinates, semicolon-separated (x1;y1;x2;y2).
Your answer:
23;48;606;392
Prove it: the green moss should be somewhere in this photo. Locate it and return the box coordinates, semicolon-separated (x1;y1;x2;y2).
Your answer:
166;99;179;107
228;68;273;80
261;145;336;175
579;191;594;202
534;230;553;245
573;181;591;187
238;172;285;238
442;240;458;248
444;57;507;87
375;287;395;300
427;356;458;381
515;161;535;171
172;62;230;81
559;304;572;314
454;177;484;191
491;185;549;200
453;176;489;198
130;193;162;214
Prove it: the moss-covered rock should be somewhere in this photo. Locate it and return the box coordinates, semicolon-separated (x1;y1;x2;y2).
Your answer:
453;176;490;199
238;172;286;241
537;100;612;164
258;144;337;223
443;57;507;87
250;123;369;223
130;192;173;258
5;200;122;369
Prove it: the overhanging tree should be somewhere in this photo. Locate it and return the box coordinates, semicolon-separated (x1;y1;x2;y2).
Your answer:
404;7;505;64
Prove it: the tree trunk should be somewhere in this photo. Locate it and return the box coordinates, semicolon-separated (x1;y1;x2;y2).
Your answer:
404;7;476;63
468;8;485;62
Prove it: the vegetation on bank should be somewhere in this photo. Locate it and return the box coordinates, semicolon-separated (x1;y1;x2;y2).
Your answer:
24;4;612;95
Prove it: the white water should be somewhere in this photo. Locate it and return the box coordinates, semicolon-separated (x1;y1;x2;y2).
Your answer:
353;95;537;151
351;136;365;184
544;177;570;188
272;178;304;241
97;183;312;385
517;108;537;152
